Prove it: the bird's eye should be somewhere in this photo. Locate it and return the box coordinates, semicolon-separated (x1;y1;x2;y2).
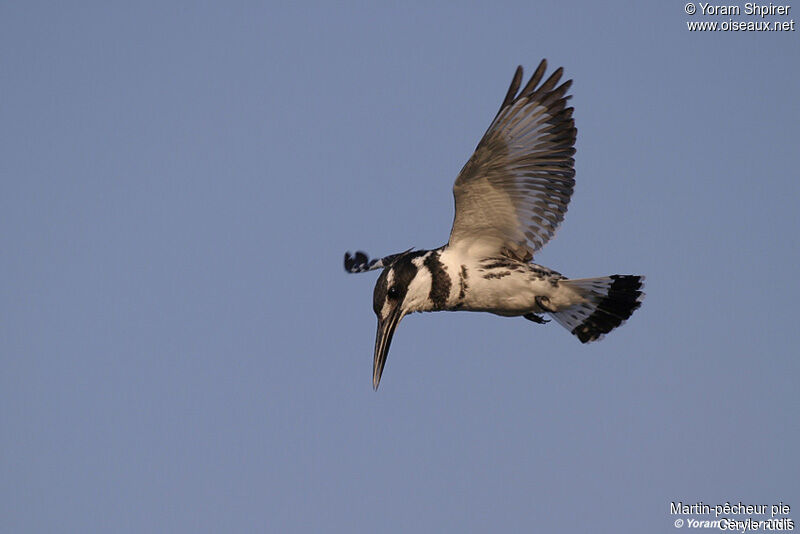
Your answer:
388;286;399;299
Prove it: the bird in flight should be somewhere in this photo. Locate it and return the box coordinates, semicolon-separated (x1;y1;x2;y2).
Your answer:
345;60;644;390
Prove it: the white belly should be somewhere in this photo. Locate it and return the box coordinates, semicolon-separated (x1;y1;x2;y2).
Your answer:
436;248;583;316
462;274;560;315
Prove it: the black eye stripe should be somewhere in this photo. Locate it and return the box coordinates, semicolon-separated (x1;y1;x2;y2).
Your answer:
373;252;423;313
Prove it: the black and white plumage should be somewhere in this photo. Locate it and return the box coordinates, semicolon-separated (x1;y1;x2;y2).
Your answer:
345;60;644;390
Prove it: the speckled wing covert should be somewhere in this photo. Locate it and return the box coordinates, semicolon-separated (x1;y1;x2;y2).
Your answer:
448;60;577;262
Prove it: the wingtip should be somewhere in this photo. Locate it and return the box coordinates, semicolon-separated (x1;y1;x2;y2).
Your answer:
344;250;371;273
343;251;356;272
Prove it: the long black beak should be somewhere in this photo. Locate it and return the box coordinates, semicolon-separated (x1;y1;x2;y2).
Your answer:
373;308;403;390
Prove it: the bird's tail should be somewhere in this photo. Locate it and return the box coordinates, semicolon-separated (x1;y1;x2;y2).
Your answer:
550;275;645;343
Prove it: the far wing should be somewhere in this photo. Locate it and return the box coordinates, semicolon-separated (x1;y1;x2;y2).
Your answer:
448;60;576;261
343;250;411;274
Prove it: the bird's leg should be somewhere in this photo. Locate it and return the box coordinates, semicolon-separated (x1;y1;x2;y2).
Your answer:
535;295;556;313
524;295;556;324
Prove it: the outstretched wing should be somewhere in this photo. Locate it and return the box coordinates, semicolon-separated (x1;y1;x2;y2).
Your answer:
448;60;576;261
343;250;411;274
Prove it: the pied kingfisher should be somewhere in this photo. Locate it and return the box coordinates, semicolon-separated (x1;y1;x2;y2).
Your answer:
345;60;644;389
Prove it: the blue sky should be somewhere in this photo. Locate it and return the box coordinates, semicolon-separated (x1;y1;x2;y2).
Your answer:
2;2;798;532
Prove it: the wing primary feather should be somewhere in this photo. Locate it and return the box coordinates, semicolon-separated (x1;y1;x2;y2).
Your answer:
520;59;548;97
497;66;523;118
528;67;564;102
540;80;573;109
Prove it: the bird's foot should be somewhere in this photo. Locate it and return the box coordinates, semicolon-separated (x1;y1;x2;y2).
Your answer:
523;312;550;324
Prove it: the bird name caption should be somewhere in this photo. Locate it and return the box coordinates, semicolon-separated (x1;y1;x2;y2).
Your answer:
670;501;794;531
685;3;796;31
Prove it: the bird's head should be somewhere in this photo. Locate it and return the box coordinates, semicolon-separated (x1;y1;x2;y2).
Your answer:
371;251;431;389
